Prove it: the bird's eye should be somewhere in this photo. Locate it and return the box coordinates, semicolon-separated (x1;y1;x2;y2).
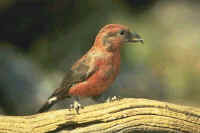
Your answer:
119;30;125;35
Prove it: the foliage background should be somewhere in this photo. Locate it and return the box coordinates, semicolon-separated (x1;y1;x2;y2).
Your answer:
0;0;200;115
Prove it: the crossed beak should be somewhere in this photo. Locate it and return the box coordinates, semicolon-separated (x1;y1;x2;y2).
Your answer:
128;32;144;44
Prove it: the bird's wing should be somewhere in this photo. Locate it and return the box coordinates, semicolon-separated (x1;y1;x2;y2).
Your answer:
37;58;97;113
50;58;97;99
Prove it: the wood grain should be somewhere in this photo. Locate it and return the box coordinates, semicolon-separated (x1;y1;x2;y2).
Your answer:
0;98;200;133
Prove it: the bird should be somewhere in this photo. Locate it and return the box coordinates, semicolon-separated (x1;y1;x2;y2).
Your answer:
38;24;144;114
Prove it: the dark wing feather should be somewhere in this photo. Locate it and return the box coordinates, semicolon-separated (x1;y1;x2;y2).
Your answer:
37;59;96;113
51;62;95;99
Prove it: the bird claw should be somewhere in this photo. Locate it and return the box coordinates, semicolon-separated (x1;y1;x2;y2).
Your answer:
69;100;84;114
106;96;122;103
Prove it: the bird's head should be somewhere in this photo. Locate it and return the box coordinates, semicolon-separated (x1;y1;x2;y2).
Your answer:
94;24;144;52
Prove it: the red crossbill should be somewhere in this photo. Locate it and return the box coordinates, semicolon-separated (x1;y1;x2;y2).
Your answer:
38;24;143;113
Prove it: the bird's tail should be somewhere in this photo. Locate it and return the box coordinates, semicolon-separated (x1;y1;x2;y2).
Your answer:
37;97;58;113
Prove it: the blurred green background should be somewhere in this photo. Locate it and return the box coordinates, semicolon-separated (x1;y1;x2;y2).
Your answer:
0;0;200;115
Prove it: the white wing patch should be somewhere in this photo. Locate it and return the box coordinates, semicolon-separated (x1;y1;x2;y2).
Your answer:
48;97;58;104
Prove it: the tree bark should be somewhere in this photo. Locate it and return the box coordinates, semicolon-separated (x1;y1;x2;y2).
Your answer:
0;98;200;133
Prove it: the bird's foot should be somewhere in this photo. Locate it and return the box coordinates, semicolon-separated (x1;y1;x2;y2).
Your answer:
69;100;84;114
106;96;122;103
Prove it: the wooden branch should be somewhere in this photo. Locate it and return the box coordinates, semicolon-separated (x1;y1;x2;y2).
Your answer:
0;98;200;133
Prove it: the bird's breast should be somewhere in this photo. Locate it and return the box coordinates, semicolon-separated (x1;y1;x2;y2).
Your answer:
68;52;121;97
95;54;120;82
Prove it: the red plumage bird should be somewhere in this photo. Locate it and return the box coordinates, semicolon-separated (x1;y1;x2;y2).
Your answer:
38;24;143;113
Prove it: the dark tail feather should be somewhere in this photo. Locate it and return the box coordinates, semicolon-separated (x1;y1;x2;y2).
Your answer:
37;97;57;113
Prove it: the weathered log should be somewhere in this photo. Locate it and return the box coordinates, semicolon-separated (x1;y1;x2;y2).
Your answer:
0;98;200;133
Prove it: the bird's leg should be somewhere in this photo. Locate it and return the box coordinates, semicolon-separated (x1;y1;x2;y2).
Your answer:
92;94;122;103
69;96;84;114
106;96;122;103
